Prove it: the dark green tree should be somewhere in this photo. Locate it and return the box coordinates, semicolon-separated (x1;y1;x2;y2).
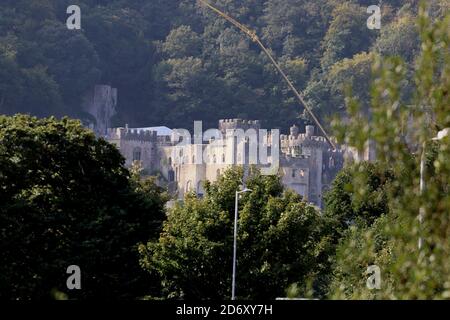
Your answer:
324;161;394;236
0;0;437;132
0;54;23;115
329;6;450;299
0;115;168;300
140;167;330;299
162;25;202;59
320;2;375;69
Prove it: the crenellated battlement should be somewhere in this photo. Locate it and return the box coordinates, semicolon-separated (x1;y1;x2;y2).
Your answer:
218;118;261;133
279;125;333;160
105;119;344;209
281;126;328;145
107;127;157;142
219;119;261;125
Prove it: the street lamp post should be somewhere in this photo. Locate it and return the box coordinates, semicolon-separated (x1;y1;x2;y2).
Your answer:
232;188;252;300
418;128;449;249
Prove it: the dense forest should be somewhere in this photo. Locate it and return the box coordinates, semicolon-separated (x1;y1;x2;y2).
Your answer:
0;0;447;131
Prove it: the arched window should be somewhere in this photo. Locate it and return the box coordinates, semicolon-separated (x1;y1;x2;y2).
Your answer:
222;154;225;163
213;154;217;164
217;169;221;179
168;157;172;166
197;181;204;195
292;169;296;178
186;180;192;192
168;170;175;182
133;147;142;161
192;155;196;164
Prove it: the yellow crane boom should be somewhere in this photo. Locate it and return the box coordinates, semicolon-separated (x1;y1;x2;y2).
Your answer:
197;0;336;150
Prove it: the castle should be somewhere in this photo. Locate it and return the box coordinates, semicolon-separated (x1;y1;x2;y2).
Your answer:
85;85;352;208
106;119;344;208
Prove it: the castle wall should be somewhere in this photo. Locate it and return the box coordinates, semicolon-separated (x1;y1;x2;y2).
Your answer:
308;147;323;207
119;139;154;170
280;162;310;200
85;84;344;208
106;127;157;171
82;85;117;136
107;120;344;208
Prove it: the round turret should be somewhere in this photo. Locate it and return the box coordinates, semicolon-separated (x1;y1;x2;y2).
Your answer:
305;125;315;138
290;124;299;137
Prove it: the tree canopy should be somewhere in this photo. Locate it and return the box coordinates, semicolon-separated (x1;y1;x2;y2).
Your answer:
139;167;332;299
1;0;447;131
0;115;168;299
328;5;450;299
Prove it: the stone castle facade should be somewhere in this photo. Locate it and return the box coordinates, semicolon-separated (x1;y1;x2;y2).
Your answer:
83;85;357;208
106;119;344;208
82;85;118;136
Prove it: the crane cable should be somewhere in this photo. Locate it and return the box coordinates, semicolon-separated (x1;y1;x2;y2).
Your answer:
197;0;336;150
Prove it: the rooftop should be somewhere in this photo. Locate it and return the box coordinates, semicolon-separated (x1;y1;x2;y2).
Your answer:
131;126;173;136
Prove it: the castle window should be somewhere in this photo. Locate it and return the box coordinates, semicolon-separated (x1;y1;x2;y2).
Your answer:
329;157;335;168
197;181;204;197
192;155;196;164
217;169;221;179
168;157;172;166
292;169;296;178
168;170;175;182
213;154;217;164
222;154;225;163
133;147;142;161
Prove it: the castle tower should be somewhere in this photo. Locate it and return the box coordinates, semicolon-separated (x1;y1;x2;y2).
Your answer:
219;119;261;166
305;125;314;139
106;127;158;172
82;85;118;136
290;124;299;138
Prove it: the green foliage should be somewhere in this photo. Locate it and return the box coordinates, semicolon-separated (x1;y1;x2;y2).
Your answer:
324;162;394;234
0;0;436;131
320;2;373;69
329;5;450;299
0;54;24;115
321;161;395;298
328;52;374;111
20;66;63;116
162;25;202;59
0;115;168;299
328;215;394;299
373;14;419;62
140;167;330;299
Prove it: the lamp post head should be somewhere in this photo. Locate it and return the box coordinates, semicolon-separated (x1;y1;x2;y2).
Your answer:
432;128;449;141
237;187;253;194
